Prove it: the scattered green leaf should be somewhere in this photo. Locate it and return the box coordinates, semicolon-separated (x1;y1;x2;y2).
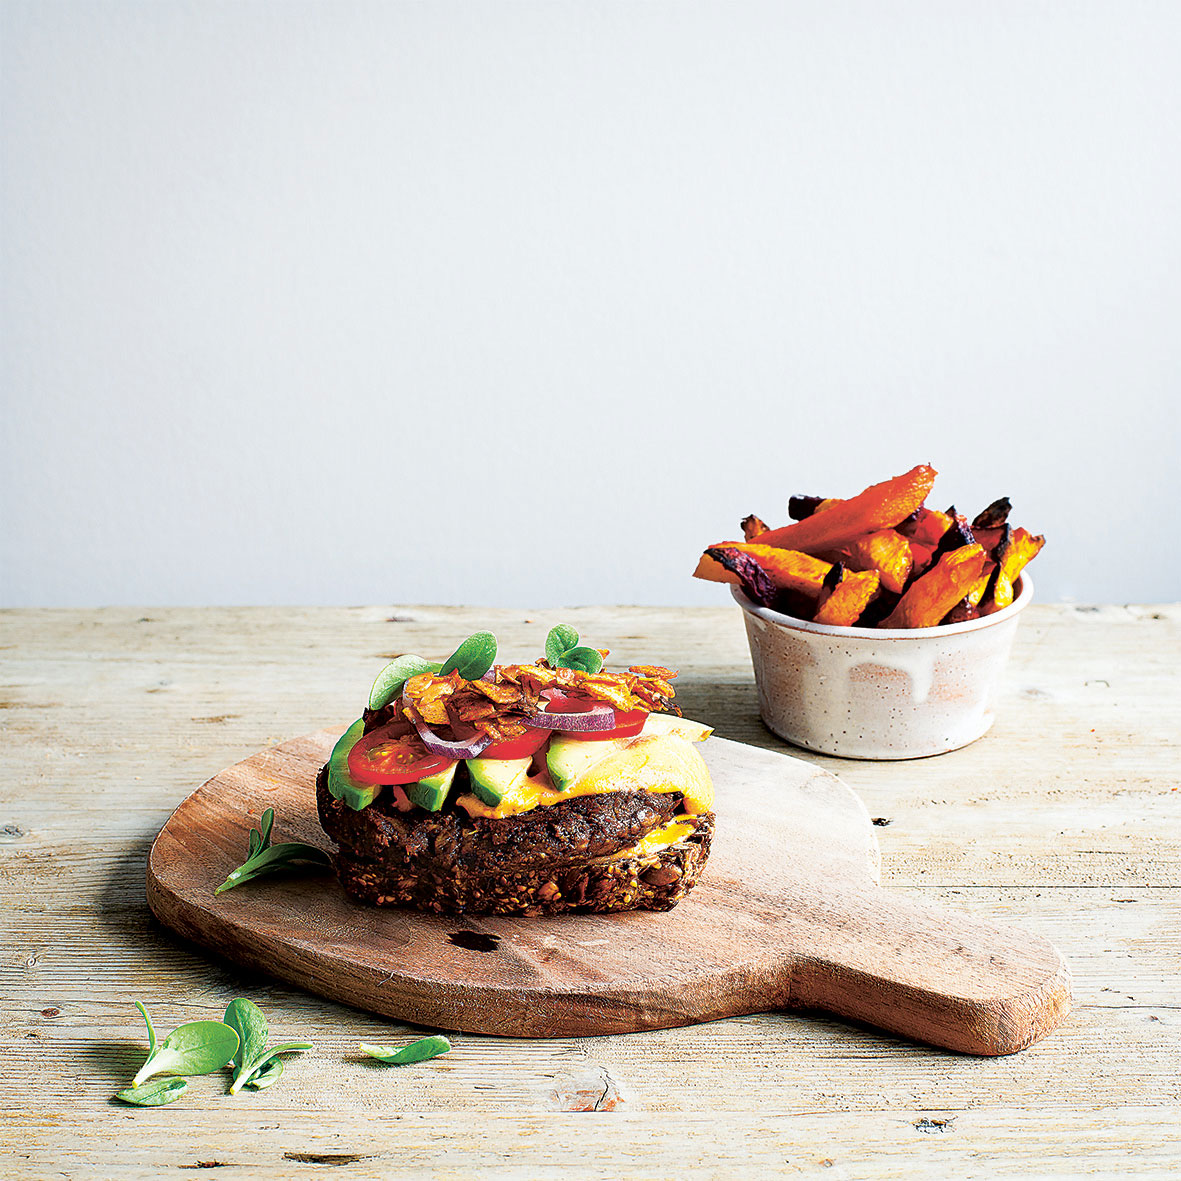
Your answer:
360;1036;452;1065
438;632;498;680
545;624;580;667
224;997;312;1094
236;1040;313;1093
215;808;332;895
116;1077;188;1107
368;655;442;710
130;1012;240;1088
554;645;604;674
244;1056;284;1090
224;998;268;1089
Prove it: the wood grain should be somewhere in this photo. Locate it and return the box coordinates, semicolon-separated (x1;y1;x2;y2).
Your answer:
146;729;1069;1053
2;603;1178;1179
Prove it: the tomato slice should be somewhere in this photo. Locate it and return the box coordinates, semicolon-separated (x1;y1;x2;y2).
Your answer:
543;692;602;714
347;724;453;785
477;727;550;761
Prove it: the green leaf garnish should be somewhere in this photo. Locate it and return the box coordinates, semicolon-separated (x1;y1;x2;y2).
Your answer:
360;1036;451;1065
368;655;442;710
555;645;604;674
244;1056;284;1089
438;632;497;680
116;1077;188;1106
130;1011;240;1088
545;624;580;667
224;998;269;1091
545;623;604;673
225;995;311;1095
214;808;332;895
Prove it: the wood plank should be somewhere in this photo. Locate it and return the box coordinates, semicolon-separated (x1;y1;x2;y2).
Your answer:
3;1109;1180;1179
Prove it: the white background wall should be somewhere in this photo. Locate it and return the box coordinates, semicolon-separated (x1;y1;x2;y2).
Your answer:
2;1;1178;608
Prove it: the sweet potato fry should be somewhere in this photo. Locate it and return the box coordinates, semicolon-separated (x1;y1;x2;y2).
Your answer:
882;544;987;629
907;541;935;574
812;561;844;615
972;526;1005;556
981;527;1045;613
700;544;832;595
704;547;779;606
753;465;937;553
967;563;994;607
941;564;995;624
814;568;880;627
898;506;952;549
833;530;913;595
741;514;769;541
693;550;740;585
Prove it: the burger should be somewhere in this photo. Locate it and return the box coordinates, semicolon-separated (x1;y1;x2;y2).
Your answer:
316;627;714;915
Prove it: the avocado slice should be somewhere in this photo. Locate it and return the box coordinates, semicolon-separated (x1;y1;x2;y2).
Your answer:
466;756;531;807
545;735;630;792
404;761;459;812
640;713;713;743
328;719;382;812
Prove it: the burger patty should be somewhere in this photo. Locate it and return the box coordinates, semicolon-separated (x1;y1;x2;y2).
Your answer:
316;764;684;876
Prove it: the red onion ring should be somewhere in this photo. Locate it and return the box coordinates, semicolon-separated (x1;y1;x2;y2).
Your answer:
522;694;617;733
412;718;492;760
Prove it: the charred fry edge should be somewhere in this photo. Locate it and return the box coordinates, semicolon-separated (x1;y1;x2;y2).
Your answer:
973;497;1012;530
788;495;826;521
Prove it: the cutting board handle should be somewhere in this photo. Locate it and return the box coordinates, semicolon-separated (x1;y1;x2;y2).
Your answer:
784;888;1072;1056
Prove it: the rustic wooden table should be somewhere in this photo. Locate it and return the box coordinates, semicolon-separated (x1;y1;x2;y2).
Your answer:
2;605;1178;1178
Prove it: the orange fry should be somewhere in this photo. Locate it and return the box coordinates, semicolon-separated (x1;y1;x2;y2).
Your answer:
942;563;996;625
693;550;740;584
967;563;994;607
972;526;1005;556
741;514;769;541
830;530;913;595
814;569;880;626
898;506;952;549
753;465;937;553
882;544;987;629
982;527;1045;613
696;543;832;595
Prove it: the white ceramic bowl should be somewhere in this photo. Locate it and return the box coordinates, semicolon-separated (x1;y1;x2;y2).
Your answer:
733;574;1033;759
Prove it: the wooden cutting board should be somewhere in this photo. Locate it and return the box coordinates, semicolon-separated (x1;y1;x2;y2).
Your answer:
146;730;1071;1054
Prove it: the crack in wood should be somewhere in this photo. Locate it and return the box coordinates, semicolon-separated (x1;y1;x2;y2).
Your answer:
283;1152;376;1165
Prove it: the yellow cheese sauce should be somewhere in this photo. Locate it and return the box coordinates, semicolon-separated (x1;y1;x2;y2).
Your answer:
626;816;698;857
453;720;714;820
